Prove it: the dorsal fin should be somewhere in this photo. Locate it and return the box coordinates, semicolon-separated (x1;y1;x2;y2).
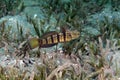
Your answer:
60;24;71;33
40;31;58;39
60;26;66;33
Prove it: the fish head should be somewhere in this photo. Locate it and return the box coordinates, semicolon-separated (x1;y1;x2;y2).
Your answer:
70;30;80;40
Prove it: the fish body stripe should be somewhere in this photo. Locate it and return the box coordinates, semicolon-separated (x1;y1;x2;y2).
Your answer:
42;39;47;45
41;32;73;45
65;32;72;41
58;32;72;42
51;35;54;43
52;34;58;43
58;33;65;42
63;32;66;42
47;36;52;44
57;34;60;42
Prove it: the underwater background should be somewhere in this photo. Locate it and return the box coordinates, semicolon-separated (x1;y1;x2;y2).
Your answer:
0;0;120;80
